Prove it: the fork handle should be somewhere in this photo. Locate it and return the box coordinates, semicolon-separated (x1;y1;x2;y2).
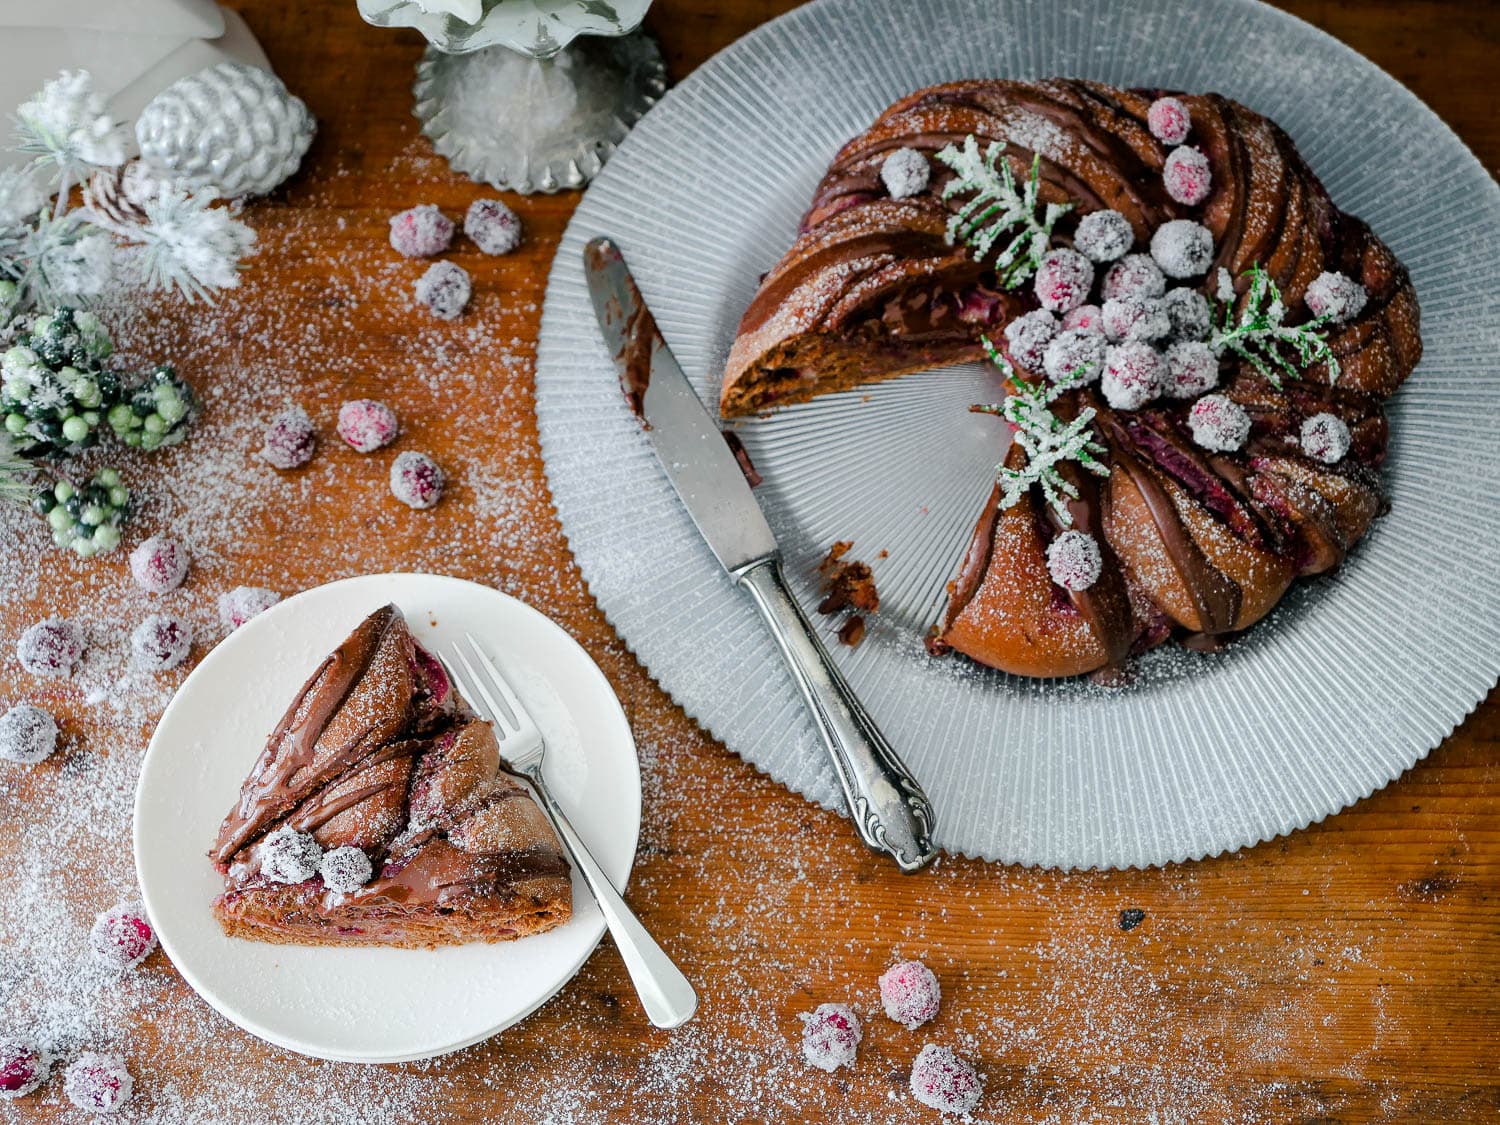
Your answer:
524;766;698;1029
733;556;938;873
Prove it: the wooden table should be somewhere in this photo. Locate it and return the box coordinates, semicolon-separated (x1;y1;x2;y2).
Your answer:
2;1;1495;1121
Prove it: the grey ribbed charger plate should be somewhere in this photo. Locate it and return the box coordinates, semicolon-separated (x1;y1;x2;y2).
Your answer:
535;0;1500;868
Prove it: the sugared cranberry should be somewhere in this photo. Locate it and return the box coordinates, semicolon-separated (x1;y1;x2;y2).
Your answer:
1073;208;1133;262
1301;412;1351;464
1042;328;1105;385
909;1044;982;1116
1160;287;1212;342
1101;253;1165;302
1304;270;1367;324
1101;342;1166;411
880;147;930;199
218;586;281;631
879;960;942;1030
129;615;191;672
320;846;373;894
465;202;525;258
128;536;189;594
1163;145;1212;206
89;904;157;971
1150;219;1214;279
0;704;58;765
336;399;399;453
16;618;85;677
800;1002;860;1072
1102;297;1169;344
1002;309;1058;370
465;199;523;255
1046;530;1103;592
63;1052;132;1114
1033;248;1094;313
260;826;322;884
390;451;446;510
388;204;454;258
1062;304;1103;332
415;261;471;320
1164;341;1220;400
259;407;317;470
1189;393;1251;452
0;1038;48;1098
1148;96;1192;145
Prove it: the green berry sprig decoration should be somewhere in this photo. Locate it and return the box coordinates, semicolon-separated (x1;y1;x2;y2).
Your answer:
107;365;196;450
31;468;130;557
2;308;121;456
0;306;199;557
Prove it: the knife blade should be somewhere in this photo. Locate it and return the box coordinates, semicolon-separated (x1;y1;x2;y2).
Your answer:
583;237;777;576
583;236;939;873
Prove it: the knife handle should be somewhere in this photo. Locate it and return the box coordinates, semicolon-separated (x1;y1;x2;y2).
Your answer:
733;557;938;873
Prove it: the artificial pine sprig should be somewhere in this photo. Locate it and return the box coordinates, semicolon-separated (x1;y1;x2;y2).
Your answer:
973;337;1109;526
936;135;1072;289
1211;264;1340;387
0;434;34;505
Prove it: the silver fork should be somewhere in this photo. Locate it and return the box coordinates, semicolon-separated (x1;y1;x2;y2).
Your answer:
446;632;698;1030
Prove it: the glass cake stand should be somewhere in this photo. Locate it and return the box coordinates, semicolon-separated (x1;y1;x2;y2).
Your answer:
357;0;665;193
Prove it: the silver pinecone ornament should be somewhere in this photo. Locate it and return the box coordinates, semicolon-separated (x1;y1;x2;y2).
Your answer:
135;63;315;199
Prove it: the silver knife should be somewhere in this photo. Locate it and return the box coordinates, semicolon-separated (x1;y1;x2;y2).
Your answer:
583;236;938;873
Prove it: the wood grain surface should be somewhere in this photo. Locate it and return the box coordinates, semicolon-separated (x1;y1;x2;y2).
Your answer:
1;1;1496;1122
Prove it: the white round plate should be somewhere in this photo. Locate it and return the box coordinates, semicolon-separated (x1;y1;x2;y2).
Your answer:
534;0;1500;868
133;573;641;1063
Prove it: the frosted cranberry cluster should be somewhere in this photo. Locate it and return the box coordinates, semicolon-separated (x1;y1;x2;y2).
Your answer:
799;956;982;1115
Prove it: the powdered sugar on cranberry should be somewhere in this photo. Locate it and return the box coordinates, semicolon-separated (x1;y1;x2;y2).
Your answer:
415;261;471;320
217;586;281;631
1102;342;1165;411
1102;297;1169;344
64;1051;133;1113
799;1003;861;1072
1164;341;1221;399
1033;248;1094;313
387;204;454;258
1148;96;1192;145
1150;219;1214;279
1072;209;1133;263
88;904;157;972
0;1038;48;1098
1161;287;1212;341
879;960;941;1030
1062;304;1102;332
1002;309;1058;370
1046;530;1103;592
909;1044;982;1115
390;451;446;509
1301;412;1351;463
337;399;400;453
0;703;59;764
464;199;522;256
1189;394;1251;452
128;536;190;595
1101;254;1165;302
17;618;85;677
1304;271;1367;323
880;147;930;200
320;846;373;894
260;826;322;884
259;406;317;470
1042;327;1106;384
129;615;192;672
1163;145;1213;205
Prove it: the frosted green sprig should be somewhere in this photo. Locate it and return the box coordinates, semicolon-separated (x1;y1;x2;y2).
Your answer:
936;135;1071;289
974;337;1108;526
1211;264;1340;387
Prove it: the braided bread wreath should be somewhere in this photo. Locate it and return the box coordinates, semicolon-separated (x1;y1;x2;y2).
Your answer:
719;79;1421;679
